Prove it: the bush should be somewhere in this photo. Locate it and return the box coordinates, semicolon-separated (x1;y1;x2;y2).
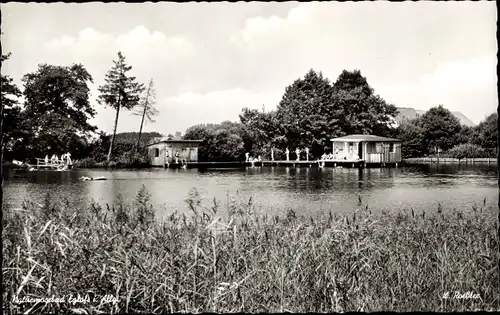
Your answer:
447;143;487;159
116;150;148;167
73;157;97;168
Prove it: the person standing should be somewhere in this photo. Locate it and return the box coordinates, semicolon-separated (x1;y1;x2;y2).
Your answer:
285;148;290;161
295;148;300;162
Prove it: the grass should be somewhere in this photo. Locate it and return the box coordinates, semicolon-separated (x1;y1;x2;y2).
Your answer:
2;186;499;313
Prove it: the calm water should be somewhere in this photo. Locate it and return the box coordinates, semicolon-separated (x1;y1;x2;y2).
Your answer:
3;164;498;219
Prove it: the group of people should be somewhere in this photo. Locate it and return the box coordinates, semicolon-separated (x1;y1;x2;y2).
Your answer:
245;147;312;162
165;150;181;163
44;152;72;165
245;153;262;162
243;147;361;163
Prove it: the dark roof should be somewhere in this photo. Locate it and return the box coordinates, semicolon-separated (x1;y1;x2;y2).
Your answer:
394;107;421;124
451;111;475;127
330;134;401;142
146;139;203;146
394;107;475;127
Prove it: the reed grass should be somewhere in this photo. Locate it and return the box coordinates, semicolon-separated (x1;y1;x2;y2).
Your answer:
2;186;499;313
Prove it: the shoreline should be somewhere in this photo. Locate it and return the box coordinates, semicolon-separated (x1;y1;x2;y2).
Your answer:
3;156;498;171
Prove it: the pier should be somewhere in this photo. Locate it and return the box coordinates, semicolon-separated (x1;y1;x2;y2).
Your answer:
34;157;73;170
161;160;400;169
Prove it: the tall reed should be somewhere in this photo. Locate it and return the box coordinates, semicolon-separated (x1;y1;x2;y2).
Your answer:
2;186;499;313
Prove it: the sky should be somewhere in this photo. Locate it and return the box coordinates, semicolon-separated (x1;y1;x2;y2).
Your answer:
2;2;498;137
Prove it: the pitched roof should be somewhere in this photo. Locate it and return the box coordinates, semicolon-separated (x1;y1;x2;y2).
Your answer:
146;139;203;146
394;107;475;127
451;111;476;127
330;134;401;142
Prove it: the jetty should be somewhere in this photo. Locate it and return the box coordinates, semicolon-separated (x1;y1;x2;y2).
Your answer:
403;157;497;165
161;159;399;169
32;154;73;171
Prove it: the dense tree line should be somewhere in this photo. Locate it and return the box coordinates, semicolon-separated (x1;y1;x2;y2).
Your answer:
1;52;160;166
2;51;496;165
183;69;496;161
396;107;497;158
185;69;399;161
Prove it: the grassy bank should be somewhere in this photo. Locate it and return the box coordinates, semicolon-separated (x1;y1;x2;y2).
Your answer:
2;187;499;313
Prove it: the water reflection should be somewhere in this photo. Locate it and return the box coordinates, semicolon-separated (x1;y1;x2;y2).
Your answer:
3;164;497;217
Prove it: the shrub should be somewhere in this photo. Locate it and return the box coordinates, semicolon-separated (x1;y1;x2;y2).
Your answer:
73;157;97;168
447;143;487;159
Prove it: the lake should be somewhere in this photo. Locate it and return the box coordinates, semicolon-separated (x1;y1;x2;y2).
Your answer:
3;164;498;220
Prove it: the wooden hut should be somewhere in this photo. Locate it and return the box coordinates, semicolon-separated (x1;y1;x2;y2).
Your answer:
330;134;402;164
146;138;203;166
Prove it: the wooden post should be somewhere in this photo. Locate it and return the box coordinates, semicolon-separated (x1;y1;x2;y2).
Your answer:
163;145;166;169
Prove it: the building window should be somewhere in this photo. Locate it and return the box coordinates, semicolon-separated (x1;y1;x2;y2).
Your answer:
389;143;395;153
154;148;160;157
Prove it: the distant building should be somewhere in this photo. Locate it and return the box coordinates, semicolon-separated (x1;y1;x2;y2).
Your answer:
331;134;402;164
393;107;475;127
146;137;203;166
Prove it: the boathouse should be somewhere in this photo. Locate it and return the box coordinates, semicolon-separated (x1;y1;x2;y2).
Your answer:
146;138;203;166
330;134;402;164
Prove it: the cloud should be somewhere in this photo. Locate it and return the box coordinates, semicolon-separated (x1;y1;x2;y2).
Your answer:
231;3;315;49
89;87;282;137
43;26;194;69
162;88;281;131
4;2;496;135
374;53;497;123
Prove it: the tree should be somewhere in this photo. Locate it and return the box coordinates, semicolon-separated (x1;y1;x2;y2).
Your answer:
456;125;474;145
133;78;159;152
396;118;426;157
276;69;341;152
332;70;398;136
471;113;497;156
333;69;374;96
22;62;97;158
239;108;282;157
1;53;23;161
183;122;246;162
419;105;462;153
98;52;145;162
1;52;23;222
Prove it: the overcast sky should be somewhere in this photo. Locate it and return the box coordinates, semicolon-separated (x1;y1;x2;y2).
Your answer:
2;2;497;136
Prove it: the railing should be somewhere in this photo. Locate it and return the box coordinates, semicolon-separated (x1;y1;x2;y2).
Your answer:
403;157;497;164
36;158;73;169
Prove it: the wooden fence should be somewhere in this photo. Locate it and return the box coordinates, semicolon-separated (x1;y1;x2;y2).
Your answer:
403;157;497;165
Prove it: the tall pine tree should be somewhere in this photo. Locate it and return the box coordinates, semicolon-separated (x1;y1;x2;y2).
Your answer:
133;78;159;152
98;52;145;162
